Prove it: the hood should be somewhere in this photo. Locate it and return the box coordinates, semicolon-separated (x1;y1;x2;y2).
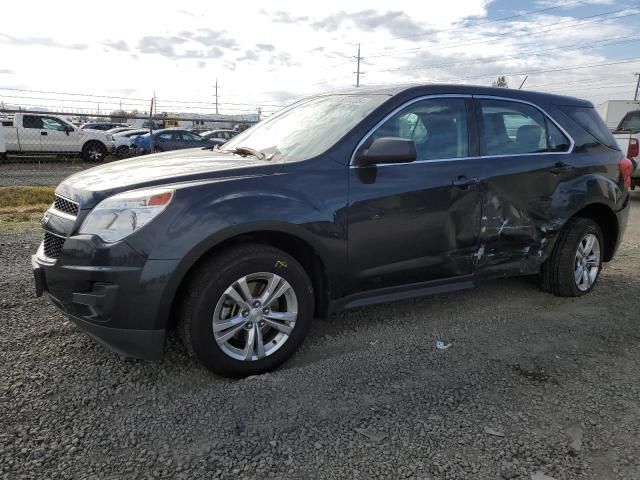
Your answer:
56;148;278;208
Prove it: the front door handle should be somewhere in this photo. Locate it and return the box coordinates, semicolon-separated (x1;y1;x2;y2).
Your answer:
550;162;574;174
41;131;48;136
453;176;480;189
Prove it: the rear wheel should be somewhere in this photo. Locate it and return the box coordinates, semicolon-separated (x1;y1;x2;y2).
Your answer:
178;244;314;378
541;218;603;297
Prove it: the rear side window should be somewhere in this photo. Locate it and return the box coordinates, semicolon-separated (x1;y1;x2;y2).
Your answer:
478;99;570;155
23;115;43;129
561;106;618;149
616;111;640;132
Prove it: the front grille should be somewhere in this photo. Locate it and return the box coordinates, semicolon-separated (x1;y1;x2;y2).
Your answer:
53;195;79;216
43;232;65;259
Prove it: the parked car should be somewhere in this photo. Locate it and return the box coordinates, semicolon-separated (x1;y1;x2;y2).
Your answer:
112;128;153;158
201;129;237;145
2;113;115;162
106;126;136;135
596;100;640;130
131;128;217;154
81;122;129;131
32;84;632;377
612;110;640;189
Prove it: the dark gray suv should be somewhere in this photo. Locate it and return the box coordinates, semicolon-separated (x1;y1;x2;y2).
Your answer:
33;84;633;377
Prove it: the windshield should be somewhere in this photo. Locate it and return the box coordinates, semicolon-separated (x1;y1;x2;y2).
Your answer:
617;111;640;132
222;94;389;161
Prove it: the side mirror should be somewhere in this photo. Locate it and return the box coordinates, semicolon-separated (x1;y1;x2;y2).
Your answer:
65;126;74;135
356;137;417;167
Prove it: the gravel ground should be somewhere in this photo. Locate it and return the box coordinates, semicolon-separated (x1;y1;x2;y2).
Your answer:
1;194;639;480
0;161;96;187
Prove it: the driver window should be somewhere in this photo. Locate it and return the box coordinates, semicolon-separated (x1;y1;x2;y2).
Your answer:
42;117;67;132
369;98;469;161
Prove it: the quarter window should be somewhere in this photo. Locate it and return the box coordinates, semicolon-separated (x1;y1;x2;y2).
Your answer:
478;99;570;155
369;98;469;160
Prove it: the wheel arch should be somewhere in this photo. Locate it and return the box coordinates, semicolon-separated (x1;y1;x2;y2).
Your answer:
571;202;619;262
164;227;331;331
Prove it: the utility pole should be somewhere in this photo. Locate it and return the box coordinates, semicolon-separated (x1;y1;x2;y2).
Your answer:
215;79;219;114
149;93;155;152
634;73;640;102
353;44;364;87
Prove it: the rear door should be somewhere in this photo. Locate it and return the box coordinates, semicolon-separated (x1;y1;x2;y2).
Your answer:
180;131;207;148
472;96;574;276
20;115;44;151
347;95;486;293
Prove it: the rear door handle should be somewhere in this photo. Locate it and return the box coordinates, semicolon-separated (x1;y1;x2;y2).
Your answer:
41;131;48;136
550;162;574;174
453;176;480;189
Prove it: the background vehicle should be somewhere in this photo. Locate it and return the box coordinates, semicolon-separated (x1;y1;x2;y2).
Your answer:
131;128;217;154
113;128;153;158
106;126;136;135
201;129;237;145
596;100;640;130
33;85;631;378
81;122;129;131
2;113;115;162
612;110;640;189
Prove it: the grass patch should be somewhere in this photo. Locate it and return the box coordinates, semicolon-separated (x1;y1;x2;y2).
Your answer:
0;186;55;208
0;186;54;231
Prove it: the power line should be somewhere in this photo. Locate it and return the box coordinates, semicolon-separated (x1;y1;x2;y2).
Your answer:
365;8;637;59
369;0;585;45
367;35;640;74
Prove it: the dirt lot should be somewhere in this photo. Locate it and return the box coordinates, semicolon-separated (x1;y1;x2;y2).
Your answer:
0;171;639;478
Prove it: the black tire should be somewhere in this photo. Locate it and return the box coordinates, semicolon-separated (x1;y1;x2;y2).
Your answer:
153;146;164;153
115;145;129;159
81;142;107;162
178;243;314;378
540;217;604;297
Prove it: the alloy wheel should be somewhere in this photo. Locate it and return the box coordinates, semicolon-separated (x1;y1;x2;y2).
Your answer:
212;272;298;361
574;233;600;291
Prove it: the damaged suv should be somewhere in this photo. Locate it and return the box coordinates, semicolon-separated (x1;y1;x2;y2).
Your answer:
33;84;632;377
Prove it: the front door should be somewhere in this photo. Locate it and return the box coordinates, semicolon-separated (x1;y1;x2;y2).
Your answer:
347;96;485;293
41;116;76;152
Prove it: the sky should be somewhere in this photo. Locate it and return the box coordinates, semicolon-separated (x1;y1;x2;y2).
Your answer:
1;0;639;117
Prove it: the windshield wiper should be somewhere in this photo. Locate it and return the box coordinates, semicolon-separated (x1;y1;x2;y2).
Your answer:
227;146;266;160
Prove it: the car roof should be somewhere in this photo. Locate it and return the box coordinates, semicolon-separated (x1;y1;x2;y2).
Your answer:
310;83;592;107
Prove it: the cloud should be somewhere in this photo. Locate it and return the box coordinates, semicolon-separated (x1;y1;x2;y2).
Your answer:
238;50;260;62
138;35;226;59
0;34;87;50
311;10;434;38
256;43;275;51
0;69;14;74
269;10;309;24
103;40;129;51
179;29;237;49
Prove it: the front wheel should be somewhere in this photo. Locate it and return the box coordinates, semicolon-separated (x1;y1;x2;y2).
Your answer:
178;244;314;378
115;145;129;159
81;142;107;162
541;218;604;297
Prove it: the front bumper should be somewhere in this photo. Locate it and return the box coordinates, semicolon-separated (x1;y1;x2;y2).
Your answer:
32;238;179;360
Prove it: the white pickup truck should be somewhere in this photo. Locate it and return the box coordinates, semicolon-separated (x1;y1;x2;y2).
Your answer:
0;113;115;162
612;110;640;190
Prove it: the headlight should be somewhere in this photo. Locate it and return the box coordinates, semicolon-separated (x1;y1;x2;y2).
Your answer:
79;188;174;242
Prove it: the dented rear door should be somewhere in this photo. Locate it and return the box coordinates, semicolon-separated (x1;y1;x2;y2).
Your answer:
472;96;576;277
